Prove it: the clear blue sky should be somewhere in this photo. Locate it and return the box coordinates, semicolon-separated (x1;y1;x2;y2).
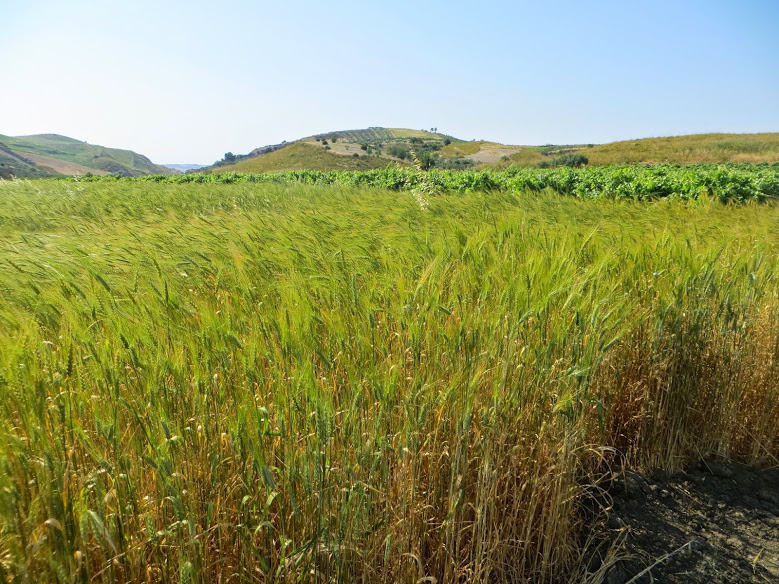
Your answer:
2;0;777;164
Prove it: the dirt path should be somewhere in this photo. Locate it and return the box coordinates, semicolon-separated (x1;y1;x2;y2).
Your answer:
603;461;779;583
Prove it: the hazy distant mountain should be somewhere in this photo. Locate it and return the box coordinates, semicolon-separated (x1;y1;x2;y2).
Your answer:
0;134;177;179
162;164;207;172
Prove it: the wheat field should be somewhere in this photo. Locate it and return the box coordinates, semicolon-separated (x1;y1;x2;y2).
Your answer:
0;179;777;583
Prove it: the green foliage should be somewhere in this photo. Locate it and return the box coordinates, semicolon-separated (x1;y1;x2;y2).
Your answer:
538;153;589;168
106;162;779;203
416;150;438;170
435;157;475;170
386;143;411;160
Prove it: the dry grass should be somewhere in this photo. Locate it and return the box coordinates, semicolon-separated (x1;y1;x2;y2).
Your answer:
478;133;779;169
484;149;546;169
585;133;779;166
440;141;499;157
214;143;395;173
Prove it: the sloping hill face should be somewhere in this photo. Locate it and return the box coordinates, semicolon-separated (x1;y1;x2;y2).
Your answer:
12;152;111;177
0;144;58;179
216;142;397;173
212;127;470;173
0;134;177;178
584;133;779;165
487;133;779;170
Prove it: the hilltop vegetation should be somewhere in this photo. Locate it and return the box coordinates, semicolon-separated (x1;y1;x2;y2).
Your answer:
0;134;176;178
0;179;777;583
208;128;779;174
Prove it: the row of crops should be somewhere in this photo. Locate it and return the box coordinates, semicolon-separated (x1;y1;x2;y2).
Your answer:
74;163;779;202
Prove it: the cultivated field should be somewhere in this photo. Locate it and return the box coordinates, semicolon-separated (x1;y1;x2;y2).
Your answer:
0;177;777;583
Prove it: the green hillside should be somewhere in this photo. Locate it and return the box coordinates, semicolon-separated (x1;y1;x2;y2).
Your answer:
0;134;176;178
0;143;59;179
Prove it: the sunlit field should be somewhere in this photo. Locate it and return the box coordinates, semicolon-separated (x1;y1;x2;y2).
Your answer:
1;178;777;583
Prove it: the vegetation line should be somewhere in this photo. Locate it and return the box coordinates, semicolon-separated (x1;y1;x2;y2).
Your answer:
67;162;779;203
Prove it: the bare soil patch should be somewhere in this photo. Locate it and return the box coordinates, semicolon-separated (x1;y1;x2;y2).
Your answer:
464;147;522;163
601;461;779;583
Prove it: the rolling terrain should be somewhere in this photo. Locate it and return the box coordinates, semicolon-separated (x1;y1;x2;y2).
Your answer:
4;130;777;179
209;128;779;173
0;133;176;178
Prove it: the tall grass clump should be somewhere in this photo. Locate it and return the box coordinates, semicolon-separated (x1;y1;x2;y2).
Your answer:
0;179;777;583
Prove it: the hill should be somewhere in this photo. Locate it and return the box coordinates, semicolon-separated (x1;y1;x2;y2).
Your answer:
585;132;779;165
0;143;61;179
216;142;403;173
212;128;465;173
208;128;779;174
0;134;177;178
487;133;779;169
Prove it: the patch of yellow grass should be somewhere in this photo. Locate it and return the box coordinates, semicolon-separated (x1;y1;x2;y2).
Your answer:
214;143;395;173
586;133;779;165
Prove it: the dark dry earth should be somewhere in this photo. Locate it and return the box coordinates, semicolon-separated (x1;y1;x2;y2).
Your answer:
601;460;779;583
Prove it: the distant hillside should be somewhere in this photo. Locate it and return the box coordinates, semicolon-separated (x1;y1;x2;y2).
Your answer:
211;128;465;173
209;128;779;174
0;134;177;178
217;142;405;173
585;133;779;165
0;143;60;179
163;164;207;172
487;133;779;169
